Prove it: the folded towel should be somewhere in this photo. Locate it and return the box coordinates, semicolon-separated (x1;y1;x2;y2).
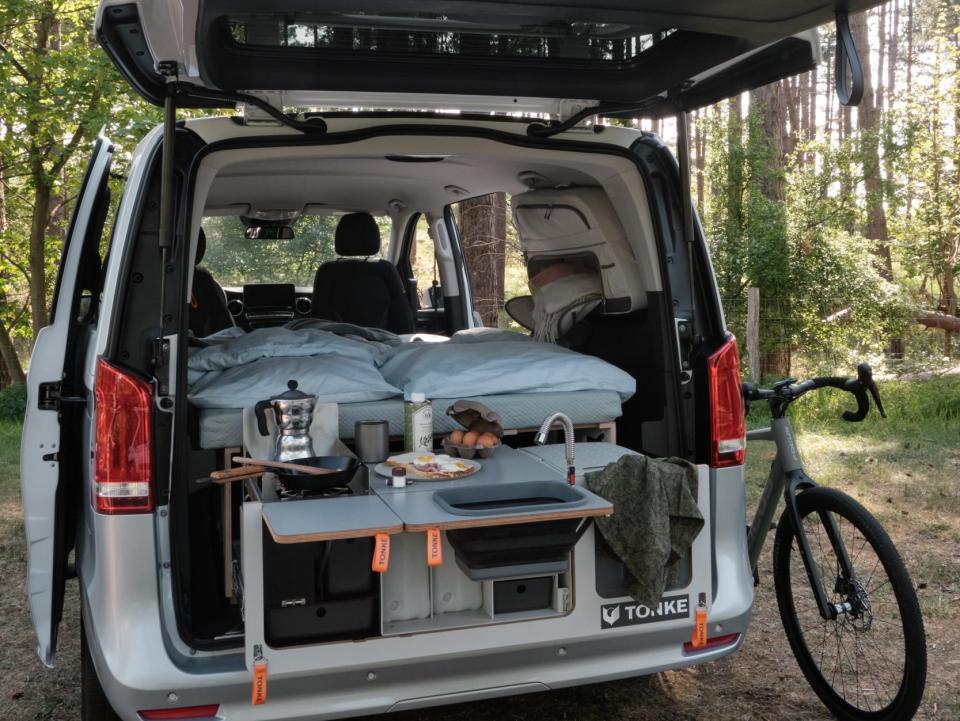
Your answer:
585;454;704;608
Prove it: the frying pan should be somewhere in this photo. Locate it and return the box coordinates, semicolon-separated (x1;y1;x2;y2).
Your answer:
251;455;359;492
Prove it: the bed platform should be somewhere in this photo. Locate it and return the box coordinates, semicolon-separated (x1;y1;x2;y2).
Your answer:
195;389;622;449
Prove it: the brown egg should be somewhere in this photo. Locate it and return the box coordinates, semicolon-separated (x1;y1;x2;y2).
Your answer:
478;432;498;448
462;431;480;448
449;430;465;445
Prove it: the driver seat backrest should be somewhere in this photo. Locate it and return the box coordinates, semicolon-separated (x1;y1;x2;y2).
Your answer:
189;228;234;338
311;213;415;333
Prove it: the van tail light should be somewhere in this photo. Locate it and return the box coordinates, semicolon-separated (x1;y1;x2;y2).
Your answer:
138;705;220;720
707;337;745;468
94;359;154;514
683;632;740;654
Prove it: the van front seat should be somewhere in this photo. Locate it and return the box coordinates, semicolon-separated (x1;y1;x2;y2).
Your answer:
311;213;415;333
190;228;234;338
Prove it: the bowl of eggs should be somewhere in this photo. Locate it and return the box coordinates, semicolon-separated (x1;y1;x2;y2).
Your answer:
442;428;501;459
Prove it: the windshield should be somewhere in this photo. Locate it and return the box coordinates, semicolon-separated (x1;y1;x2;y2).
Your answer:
199;214;392;287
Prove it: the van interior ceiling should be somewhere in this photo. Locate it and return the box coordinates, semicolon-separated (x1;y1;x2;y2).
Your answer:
171;136;683;646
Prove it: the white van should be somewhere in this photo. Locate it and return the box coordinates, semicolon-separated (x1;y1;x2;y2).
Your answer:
20;2;882;720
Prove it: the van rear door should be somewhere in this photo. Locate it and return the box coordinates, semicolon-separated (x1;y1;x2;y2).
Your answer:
96;0;883;114
20;137;113;667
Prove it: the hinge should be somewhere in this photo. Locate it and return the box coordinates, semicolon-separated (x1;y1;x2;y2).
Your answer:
238;91;286;126
37;381;85;411
674;317;694;385
152;337;171;396
156;60;179;78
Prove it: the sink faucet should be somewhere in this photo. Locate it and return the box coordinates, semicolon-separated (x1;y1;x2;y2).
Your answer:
534;412;576;485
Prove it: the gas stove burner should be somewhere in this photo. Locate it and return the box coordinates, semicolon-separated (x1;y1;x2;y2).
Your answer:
278;484;353;500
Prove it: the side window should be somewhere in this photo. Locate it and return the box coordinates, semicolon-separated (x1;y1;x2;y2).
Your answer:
409;215;441;309
449;193;526;331
72;174;116;325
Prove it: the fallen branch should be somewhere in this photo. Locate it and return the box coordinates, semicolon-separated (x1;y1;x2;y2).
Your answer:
917;310;960;333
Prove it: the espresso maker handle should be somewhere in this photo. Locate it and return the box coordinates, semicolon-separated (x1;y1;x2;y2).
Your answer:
254;400;273;436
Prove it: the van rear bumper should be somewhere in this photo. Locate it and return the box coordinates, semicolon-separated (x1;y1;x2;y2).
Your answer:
89;605;749;721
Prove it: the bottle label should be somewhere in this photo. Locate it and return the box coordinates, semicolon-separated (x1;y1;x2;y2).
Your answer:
405;401;433;452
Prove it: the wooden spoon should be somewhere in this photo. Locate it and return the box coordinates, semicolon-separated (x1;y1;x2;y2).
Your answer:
232;456;338;476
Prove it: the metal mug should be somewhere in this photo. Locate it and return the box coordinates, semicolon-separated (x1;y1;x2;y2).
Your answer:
354;420;390;464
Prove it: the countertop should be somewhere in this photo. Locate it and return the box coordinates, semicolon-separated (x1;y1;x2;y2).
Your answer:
261;444;622;541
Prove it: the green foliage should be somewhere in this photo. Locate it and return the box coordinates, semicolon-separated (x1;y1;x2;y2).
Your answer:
704;102;910;373
0;0;161;363
0;383;26;422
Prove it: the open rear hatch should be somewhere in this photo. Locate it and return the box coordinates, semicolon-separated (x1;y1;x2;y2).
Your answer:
97;0;882;117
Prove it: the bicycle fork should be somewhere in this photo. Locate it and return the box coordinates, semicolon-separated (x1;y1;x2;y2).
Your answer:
748;419;861;621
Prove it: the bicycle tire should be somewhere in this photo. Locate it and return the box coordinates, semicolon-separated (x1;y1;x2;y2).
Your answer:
772;486;926;720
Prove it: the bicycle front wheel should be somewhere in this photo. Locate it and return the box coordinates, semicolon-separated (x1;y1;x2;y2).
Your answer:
772;486;926;721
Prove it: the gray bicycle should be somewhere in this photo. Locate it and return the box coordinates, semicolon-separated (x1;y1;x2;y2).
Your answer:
743;364;926;721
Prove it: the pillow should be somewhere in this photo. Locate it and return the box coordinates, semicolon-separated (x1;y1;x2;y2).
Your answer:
188;355;401;409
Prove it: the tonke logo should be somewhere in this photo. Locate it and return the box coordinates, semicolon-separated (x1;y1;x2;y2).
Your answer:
600;594;690;629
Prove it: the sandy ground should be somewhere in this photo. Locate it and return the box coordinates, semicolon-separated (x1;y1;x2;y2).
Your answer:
2;422;957;720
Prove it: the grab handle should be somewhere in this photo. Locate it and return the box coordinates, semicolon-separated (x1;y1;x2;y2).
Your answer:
835;12;864;106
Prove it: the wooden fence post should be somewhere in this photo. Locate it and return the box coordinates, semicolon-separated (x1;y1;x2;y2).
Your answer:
747;287;760;383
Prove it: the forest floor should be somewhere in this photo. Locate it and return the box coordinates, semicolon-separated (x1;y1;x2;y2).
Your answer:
2;377;958;720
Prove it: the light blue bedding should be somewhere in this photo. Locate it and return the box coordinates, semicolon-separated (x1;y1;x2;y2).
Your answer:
379;332;636;402
188;326;392;383
186;324;635;410
188;355;401;409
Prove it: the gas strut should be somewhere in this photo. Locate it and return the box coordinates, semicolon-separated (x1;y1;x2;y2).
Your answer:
154;61;178;395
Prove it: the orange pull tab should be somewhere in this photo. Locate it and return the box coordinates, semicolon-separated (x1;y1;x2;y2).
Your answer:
691;593;708;649
251;648;268;706
426;528;443;567
372;533;391;573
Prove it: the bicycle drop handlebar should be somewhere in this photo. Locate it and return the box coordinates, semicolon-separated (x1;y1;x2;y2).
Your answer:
742;362;886;422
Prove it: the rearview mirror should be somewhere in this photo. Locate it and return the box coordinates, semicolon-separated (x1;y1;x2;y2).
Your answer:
245;225;294;240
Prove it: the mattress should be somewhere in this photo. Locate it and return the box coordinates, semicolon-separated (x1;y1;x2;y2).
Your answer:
195;390;623;450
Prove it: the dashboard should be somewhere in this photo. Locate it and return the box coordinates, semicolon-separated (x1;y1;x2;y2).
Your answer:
222;284;314;330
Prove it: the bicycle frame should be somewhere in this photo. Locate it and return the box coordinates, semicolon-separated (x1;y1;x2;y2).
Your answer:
746;418;859;621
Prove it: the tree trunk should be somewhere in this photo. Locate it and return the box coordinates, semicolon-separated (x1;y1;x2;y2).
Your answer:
851;11;893;279
851;11;901;355
917;310;960;334
884;0;899;203
0;323;26;386
752;83;787;202
751;83;791;377
29;179;53;338
877;3;887;112
798;71;810;163
809;65;818;142
693;109;705;213
459;193;507;327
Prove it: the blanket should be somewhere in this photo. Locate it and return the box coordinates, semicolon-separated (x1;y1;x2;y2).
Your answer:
585;454;704;608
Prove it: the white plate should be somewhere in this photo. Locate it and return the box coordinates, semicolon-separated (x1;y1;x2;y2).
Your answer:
374;452;481;481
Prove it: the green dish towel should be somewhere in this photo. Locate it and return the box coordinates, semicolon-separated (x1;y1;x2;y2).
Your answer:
585;454;704;609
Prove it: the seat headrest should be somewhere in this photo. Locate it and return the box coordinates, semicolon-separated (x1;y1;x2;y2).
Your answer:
335;213;381;256
195;227;206;265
